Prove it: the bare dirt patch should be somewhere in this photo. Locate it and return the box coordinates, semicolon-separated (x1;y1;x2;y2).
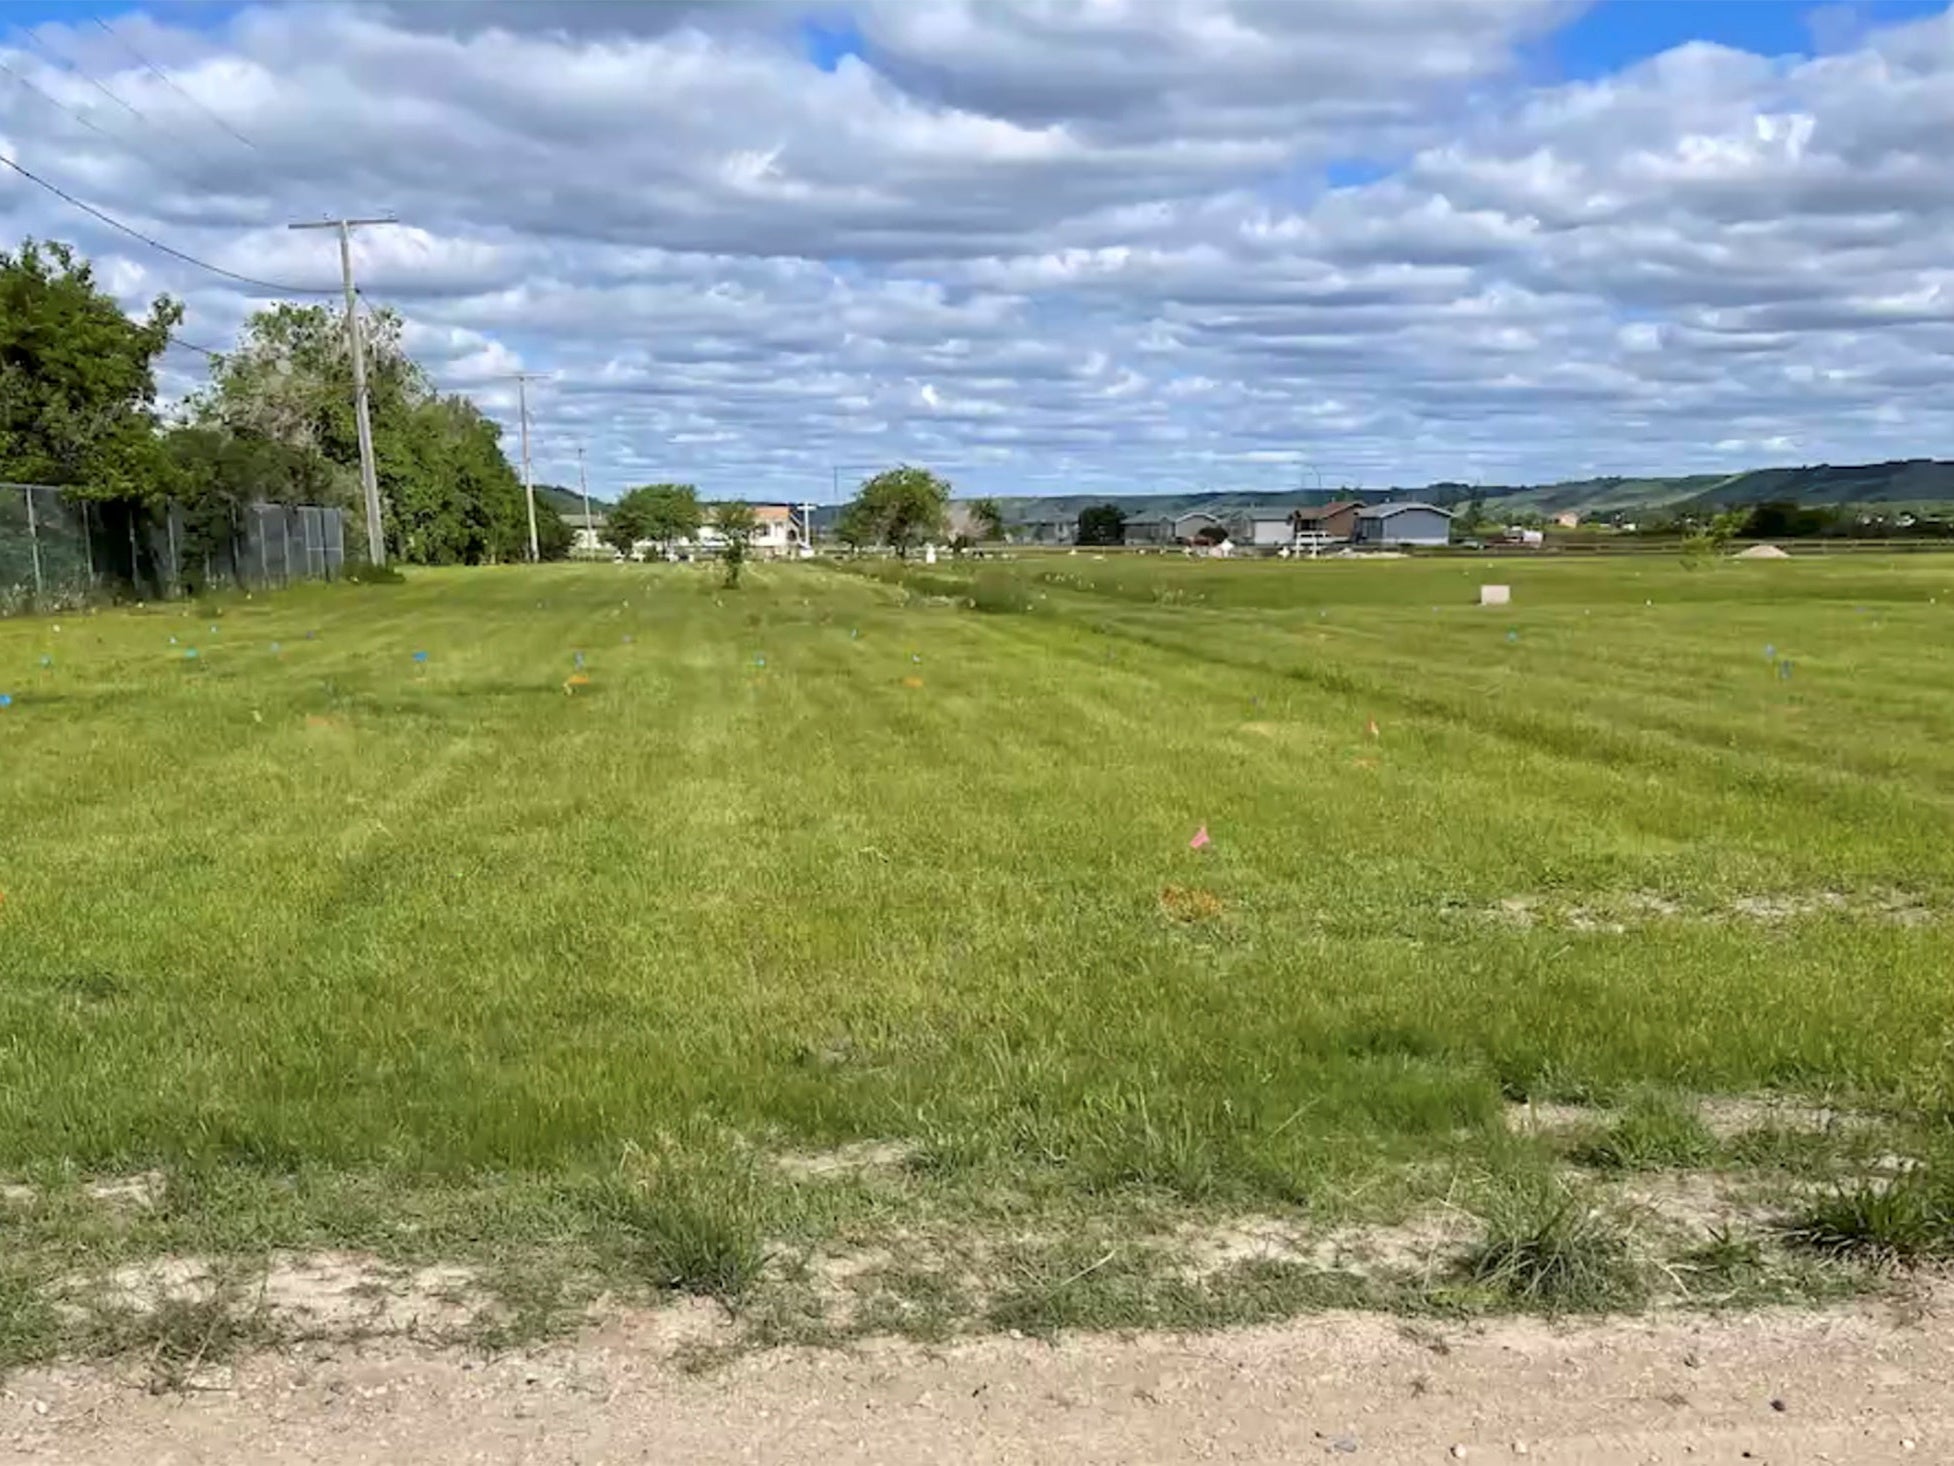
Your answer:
1486;889;1939;931
1159;884;1226;923
774;1140;919;1181
1503;1100;1602;1136
6;1290;1949;1465
61;1252;491;1339
82;1171;164;1211
1174;1211;1474;1286
1697;1096;1873;1141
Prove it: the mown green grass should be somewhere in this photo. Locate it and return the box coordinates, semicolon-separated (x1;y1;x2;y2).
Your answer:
3;552;1953;1345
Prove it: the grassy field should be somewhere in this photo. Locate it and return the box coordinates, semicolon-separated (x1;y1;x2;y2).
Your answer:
3;552;1953;1360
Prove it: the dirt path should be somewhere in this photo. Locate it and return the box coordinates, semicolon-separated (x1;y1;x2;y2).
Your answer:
3;1294;1947;1464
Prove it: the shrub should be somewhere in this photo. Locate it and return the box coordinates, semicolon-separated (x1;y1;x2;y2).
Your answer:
1785;1173;1952;1268
1461;1180;1645;1310
969;568;1032;615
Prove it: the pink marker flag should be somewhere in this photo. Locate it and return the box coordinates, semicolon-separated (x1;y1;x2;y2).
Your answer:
1189;824;1211;850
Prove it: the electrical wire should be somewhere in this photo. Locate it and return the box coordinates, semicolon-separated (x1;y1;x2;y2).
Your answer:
0;149;337;296
8;24;219;173
92;16;258;153
0;52;179;178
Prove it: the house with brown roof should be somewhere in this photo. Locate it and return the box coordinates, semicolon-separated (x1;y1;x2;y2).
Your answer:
1289;500;1364;541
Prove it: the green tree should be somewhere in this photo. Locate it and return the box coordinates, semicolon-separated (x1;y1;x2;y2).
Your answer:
624;483;704;556
969;496;1005;542
195;302;539;564
1076;503;1127;546
0;239;181;495
847;465;950;558
534;495;573;561
835;498;878;552
715;500;757;587
604;493;649;558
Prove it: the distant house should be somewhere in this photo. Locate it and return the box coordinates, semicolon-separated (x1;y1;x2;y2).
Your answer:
1351;502;1454;548
1122;515;1174;547
1233;511;1303;548
1010;515;1076;544
1290;500;1364;542
1170;510;1226;544
570;514;610;557
674;504;805;560
1553;511;1581;529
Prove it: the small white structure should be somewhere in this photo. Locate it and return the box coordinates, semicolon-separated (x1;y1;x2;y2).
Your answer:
1479;584;1512;607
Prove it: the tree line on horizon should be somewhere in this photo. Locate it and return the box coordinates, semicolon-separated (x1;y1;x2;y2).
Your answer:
1;238;571;579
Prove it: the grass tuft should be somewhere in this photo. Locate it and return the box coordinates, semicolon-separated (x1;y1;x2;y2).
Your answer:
593;1155;770;1302
1461;1181;1645;1311
1574;1095;1716;1172
1784;1174;1952;1268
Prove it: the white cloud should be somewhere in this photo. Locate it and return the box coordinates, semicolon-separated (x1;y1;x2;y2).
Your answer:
5;1;1954;496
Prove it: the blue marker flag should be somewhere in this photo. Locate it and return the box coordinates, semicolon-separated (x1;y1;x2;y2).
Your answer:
412;651;428;664
1764;644;1775;660
0;694;12;709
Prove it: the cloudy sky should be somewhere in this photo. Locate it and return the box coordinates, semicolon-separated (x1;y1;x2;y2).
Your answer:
3;0;1953;501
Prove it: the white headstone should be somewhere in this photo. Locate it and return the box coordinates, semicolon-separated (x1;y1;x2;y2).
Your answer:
1480;584;1512;606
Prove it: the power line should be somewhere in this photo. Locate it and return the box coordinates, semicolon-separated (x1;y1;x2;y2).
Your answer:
0;149;335;296
8;24;218;173
0;51;179;179
166;334;223;359
92;16;259;154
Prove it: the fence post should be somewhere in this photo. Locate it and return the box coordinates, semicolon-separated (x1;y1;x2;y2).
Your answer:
23;486;44;598
282;511;292;585
81;498;95;585
166;504;179;596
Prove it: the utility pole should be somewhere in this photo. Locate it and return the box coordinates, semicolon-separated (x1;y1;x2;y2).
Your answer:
576;442;594;556
504;372;547;561
289;216;396;565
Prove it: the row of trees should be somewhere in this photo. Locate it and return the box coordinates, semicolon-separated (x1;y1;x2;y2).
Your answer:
605;466;967;559
0;238;569;570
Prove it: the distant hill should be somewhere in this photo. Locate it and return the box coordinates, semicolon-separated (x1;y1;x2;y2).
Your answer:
533;484;610;519
862;459;1954;528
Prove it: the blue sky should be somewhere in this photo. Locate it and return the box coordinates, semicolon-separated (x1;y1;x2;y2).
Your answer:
1542;0;1948;74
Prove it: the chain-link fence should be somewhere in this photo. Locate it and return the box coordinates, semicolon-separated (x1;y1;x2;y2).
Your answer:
2;484;346;614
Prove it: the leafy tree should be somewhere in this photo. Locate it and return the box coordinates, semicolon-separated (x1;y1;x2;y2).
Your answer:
1076;503;1126;546
0;239;181;496
605;493;649;557
1742;499;1836;539
835;497;878;552
715;500;757;587
845;465;950;558
969;496;1005;542
195;301;538;564
535;497;572;560
630;483;704;554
